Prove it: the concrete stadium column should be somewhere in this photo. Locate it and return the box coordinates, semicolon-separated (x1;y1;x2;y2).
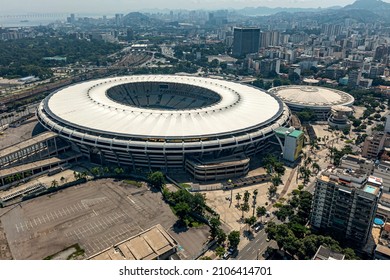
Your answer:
54;137;58;155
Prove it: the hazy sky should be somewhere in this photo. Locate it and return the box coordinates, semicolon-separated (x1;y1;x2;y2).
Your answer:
1;0;389;14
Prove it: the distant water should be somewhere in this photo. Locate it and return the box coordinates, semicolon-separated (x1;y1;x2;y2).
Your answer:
0;16;66;28
0;13;109;28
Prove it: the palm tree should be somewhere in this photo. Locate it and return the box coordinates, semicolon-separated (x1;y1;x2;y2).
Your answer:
80;171;88;179
91;167;100;177
312;162;320;174
244;216;257;231
5;175;14;184
241;203;250;219
235;193;242;208
51;180;58;188
114;167;124;175
103;166;110;174
271;174;282;187
304;156;312;166
268;185;277;198
243;190;250;204
302;168;312;185
256;206;267;222
14;173;22;181
252;189;258;216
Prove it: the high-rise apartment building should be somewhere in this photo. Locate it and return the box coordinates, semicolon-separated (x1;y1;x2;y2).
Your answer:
232;27;260;57
311;167;382;247
347;69;361;88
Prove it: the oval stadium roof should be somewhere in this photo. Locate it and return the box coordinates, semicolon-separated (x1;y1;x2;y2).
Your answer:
269;85;354;109
44;75;285;138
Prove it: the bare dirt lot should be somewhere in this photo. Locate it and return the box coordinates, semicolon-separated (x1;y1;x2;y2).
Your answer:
0;179;209;259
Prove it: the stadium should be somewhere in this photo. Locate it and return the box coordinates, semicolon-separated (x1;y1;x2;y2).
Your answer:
37;75;290;180
269;85;354;120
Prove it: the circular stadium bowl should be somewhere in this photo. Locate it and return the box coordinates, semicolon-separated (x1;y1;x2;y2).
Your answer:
38;75;290;169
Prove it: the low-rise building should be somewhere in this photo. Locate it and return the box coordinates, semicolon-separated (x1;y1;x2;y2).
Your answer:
313;245;345;260
340;154;374;175
378;193;390;218
88;224;178;260
374;160;390;193
374;222;390;260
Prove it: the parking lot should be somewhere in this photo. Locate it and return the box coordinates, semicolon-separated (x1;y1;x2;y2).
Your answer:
0;179;199;259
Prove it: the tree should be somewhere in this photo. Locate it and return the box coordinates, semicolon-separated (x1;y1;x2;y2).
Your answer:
342;126;350;135
5;175;14;184
199;256;212;260
147;171;165;189
241;203;250;218
297;109;316;122
264;246;276;259
257;206;267;220
191;193;206;215
217;230;227;244
14;173;22;181
210;59;219;68
80;171;88;179
343;248;359;260
252;189;258;216
311;162;320;174
235;193;242;207
243;190;250;204
352;119;362;128
73;171;80;180
268;185;277;198
114;167;124;175
252;78;264;89
271;174;282;187
304;157;312;166
228;230;240;249
173;202;191;221
274;205;293;222
244;216;257;230
91;167;100;176
288;72;300;83
215;246;226;258
209;217;221;239
103;166;110;174
273;78;283;87
51;180;58;188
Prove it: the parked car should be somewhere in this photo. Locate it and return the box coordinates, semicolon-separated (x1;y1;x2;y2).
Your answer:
253;223;263;232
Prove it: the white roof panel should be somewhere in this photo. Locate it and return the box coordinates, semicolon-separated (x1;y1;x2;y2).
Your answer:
45;75;283;138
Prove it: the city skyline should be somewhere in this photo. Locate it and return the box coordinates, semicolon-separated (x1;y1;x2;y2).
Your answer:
1;0;390;14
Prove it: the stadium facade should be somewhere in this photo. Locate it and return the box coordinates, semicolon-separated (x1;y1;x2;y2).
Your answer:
37;75;290;180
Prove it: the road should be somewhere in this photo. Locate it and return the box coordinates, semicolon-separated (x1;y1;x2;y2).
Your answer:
234;227;277;260
233;167;298;260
